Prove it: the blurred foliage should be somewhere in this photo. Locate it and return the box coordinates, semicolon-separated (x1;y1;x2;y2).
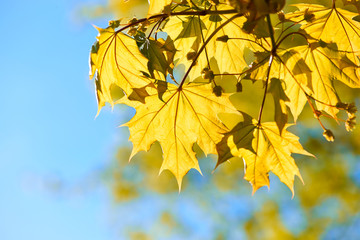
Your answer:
79;0;149;20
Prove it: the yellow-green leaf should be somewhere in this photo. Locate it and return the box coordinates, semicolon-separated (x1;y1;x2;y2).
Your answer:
139;37;175;80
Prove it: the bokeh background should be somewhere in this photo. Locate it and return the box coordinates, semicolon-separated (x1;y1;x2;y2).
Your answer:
1;0;360;239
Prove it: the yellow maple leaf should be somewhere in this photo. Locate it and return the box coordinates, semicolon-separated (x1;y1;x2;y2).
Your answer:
163;6;264;81
89;25;151;115
290;43;359;117
249;50;311;122
217;115;313;196
287;3;360;68
122;83;240;188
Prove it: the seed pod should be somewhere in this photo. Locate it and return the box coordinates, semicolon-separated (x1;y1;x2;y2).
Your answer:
236;81;243;92
346;102;357;114
336;102;348;109
323;129;335;142
314;110;322;118
128;17;138;25
345;116;356;132
201;68;214;80
108;20;121;28
277;11;285;22
186;51;197;61
267;0;286;13
304;8;315;22
216;35;229;42
212;85;223;97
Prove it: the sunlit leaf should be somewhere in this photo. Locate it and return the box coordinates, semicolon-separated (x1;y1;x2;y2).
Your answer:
290;43;359;117
287;3;360;67
122;83;240;188
268;78;289;133
217;116;313;195
163;5;266;81
90;25;152;114
249;49;311;122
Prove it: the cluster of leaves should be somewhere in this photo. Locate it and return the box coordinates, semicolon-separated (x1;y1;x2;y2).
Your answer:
89;0;359;194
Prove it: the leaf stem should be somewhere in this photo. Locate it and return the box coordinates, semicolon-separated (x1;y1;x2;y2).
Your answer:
266;15;277;54
257;14;276;125
306;96;327;130
257;54;274;124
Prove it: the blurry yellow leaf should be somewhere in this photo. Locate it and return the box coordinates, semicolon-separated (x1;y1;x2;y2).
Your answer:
148;0;172;16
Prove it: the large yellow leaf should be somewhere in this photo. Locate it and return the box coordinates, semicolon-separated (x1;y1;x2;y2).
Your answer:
89;25;151;114
290;43;359;117
287;4;360;66
249;50;310;122
163;5;265;81
122;83;240;188
217;116;313;195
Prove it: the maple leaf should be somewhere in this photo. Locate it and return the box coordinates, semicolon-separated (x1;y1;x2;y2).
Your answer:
249;49;311;122
286;3;360;70
122;83;240;188
138;35;176;80
216;115;313;195
288;43;359;117
268;78;289;133
163;6;266;81
89;25;151;114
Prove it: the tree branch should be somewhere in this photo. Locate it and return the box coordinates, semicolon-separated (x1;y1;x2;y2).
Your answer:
116;9;239;33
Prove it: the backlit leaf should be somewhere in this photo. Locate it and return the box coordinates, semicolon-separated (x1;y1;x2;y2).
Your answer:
90;25;152;114
287;3;360;68
217;117;313;195
122;83;240;188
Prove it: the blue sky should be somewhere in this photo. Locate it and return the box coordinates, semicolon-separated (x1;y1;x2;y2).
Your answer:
0;1;124;239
